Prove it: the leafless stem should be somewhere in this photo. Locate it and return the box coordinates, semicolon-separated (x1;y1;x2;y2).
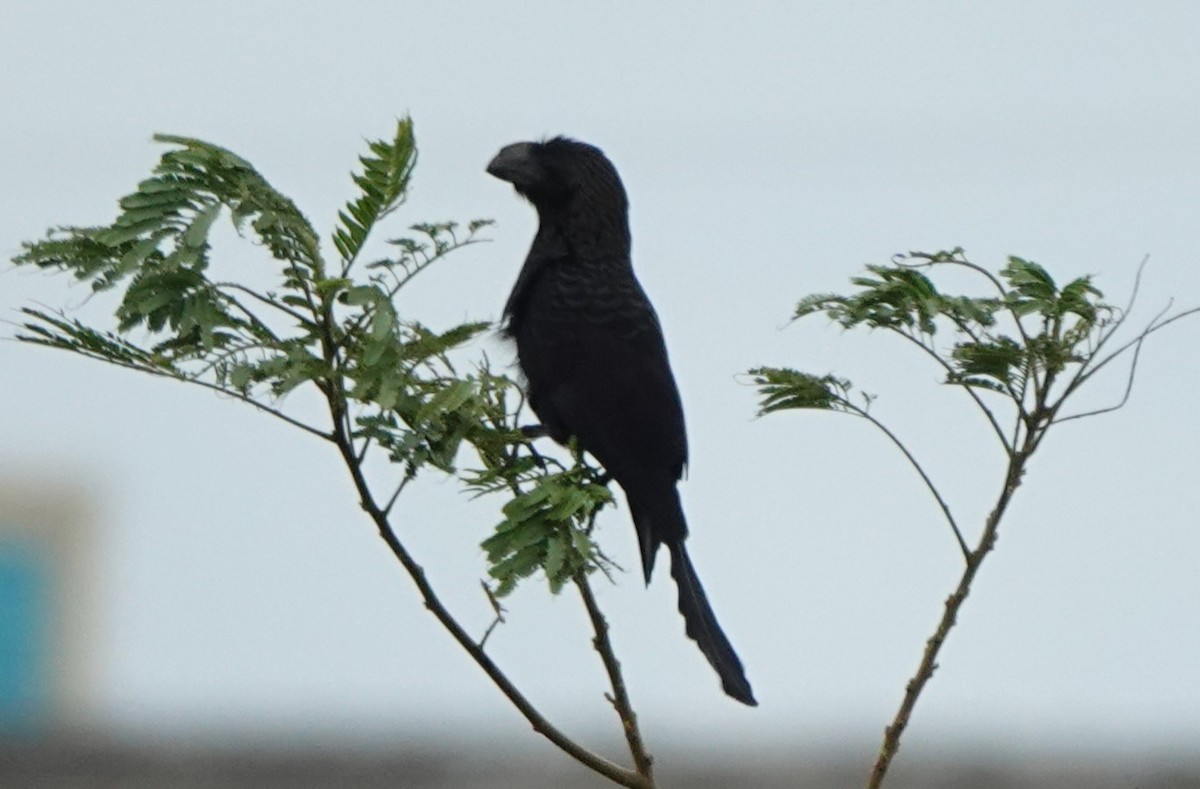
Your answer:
1082;254;1149;365
844;402;970;561
478;581;507;650
941;255;1035;351
356;433;372;465
215;281;312;325
867;438;1033;788
1053;334;1146;424
326;404;650;789
1070;304;1199;394
575;573;655;782
381;472;414;517
18;338;332;440
889;330;1011;453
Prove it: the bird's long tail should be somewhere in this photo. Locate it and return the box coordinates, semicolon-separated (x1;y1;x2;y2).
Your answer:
668;541;757;706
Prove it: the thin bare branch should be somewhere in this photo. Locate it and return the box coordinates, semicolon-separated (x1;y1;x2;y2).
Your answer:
327;414;650;788
842;400;971;561
1070;303;1199;392
889;329;1012;454
189;381;331;438
576;573;655;781
215;281;312;325
381;471;414;517
1088;254;1150;361
868;439;1032;788
478;581;507;651
1053;333;1145;424
355;432;372;465
1055;255;1149;401
15;337;332;440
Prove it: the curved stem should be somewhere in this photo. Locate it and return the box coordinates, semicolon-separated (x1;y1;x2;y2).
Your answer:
19;343;331;440
845;402;970;561
1077;254;1149;368
214;281;312;326
889;329;1011;454
314;288;649;787
867;433;1034;788
944;256;1035;351
1065;304;1200;399
1053;333;1145;424
576;573;655;782
328;408;650;789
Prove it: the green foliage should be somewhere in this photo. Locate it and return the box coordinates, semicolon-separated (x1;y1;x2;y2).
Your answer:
759;249;1117;428
462;367;617;596
13;117;610;605
480;465;613;597
756;252;1195;789
748;368;853;415
333;119;417;264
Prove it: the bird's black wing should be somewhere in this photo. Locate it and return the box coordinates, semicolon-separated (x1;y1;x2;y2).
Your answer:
511;260;689;565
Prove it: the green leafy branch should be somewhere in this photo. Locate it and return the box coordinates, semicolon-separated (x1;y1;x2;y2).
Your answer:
752;367;967;556
752;248;1198;789
476;446;614;597
463;370;617;597
460;368;651;779
12;119;653;789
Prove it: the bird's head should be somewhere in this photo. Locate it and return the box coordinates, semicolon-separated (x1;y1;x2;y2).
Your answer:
486;137;628;218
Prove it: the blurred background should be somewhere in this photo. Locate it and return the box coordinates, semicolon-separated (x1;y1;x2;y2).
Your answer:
2;2;1198;786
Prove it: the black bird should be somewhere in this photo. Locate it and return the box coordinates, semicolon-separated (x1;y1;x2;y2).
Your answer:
487;137;756;706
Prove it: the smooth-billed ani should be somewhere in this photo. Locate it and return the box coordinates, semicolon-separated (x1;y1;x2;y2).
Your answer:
486;137;756;706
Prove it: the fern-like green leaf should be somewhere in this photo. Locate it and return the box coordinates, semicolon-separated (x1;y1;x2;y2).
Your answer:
949;338;1023;387
152;135;324;275
333;117;417;267
749;367;852;415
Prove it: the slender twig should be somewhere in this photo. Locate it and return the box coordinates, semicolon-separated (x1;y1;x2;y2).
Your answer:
1053;334;1145;424
355;432;372;465
917;313;1025;409
332;237;488;354
1069;305;1198;393
386;238;490;296
188;339;274;379
215;281;312;325
15;338;332;440
313;279;651;787
326;401;650;789
1078;254;1149;368
575;572;655;782
843;401;970;560
868;437;1033;788
1053;302;1200;423
286;259;324;326
381;472;414;517
943;256;1035;350
935;253;1056;414
478;581;507;650
211;286;286;342
180;379;330;439
889;329;1011;452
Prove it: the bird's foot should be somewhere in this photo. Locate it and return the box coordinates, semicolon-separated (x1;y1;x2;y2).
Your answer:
519;424;549;439
517;425;549;469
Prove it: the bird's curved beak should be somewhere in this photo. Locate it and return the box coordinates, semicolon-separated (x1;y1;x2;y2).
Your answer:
486;142;540;188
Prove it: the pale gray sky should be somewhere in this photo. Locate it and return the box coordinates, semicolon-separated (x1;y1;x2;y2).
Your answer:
2;0;1198;765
